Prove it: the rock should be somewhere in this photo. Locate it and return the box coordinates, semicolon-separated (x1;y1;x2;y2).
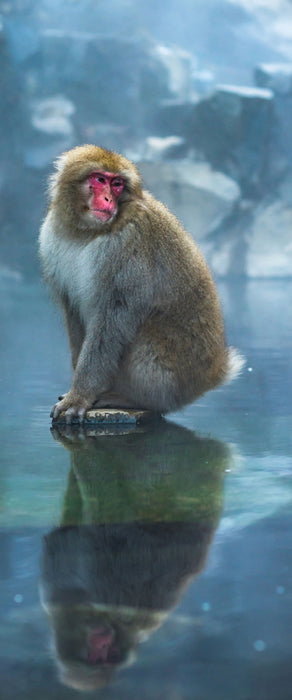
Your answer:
139;159;240;241
152;45;195;101
31;95;75;136
255;64;292;96
205;176;292;278
25;95;76;168
38;31;150;133
143;136;187;161
3;15;40;64
246;200;292;278
52;408;162;426
81;123;132;155
278;169;292;207
0;26;22;160
150;100;196;139
254;63;292;177
193;69;216;96
15;31;195;150
187;85;274;197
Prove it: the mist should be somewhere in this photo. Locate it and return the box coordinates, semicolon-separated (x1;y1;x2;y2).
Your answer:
1;4;292;699
0;0;291;277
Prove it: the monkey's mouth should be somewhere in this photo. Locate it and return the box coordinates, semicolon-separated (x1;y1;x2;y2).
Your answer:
92;209;114;223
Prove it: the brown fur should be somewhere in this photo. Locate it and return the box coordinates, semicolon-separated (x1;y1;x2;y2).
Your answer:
39;144;242;422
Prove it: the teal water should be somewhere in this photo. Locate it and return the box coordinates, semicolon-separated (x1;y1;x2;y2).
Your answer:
0;276;291;699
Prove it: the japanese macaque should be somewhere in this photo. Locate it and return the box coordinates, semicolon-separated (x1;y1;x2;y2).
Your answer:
39;144;243;423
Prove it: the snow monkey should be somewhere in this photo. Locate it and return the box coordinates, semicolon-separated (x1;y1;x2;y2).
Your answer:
39;145;243;423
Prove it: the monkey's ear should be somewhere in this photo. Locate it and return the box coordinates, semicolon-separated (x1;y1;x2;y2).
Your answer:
54;151;70;173
47;151;70;199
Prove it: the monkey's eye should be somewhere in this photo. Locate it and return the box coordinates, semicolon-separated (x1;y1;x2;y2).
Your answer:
111;179;124;191
95;175;106;184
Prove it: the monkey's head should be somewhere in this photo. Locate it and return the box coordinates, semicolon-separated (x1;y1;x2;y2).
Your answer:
48;144;143;233
46;604;158;691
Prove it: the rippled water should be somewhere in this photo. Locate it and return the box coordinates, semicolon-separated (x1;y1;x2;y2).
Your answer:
0;276;291;699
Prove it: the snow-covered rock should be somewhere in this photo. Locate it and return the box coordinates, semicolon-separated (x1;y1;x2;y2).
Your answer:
188;85;274;196
255;63;292;96
139;160;240;241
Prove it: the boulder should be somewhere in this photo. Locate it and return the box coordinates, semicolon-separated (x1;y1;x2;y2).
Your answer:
246;200;292;278
150;100;196;139
0;26;23;160
187;85;274;197
205;170;292;278
151;45;195;101
193;69;216;96
25;95;77;168
15;31;195;150
254;63;292;176
254;63;292;96
139;160;240;241
143;136;188;161
30;95;75;136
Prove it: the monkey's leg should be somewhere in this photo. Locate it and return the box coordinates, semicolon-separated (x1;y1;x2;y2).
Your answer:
56;302;86;402
63;298;85;370
112;327;184;414
114;359;179;413
113;315;221;413
51;321;125;421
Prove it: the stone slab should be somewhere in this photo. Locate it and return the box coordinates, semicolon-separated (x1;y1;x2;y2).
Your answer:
52;408;162;426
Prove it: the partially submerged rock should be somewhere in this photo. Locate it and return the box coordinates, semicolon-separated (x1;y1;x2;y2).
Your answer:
52;408;162;426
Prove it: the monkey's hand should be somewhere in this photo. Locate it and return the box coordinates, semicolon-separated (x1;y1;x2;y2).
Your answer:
50;391;94;424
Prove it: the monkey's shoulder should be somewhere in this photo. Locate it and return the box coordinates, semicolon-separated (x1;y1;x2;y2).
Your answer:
139;191;197;243
130;190;203;266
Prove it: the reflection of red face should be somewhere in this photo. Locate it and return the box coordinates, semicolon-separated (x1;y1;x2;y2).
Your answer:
87;626;121;665
88;172;125;222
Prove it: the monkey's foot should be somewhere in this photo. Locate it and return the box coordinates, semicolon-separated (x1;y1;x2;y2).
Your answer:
51;392;162;425
51;392;95;424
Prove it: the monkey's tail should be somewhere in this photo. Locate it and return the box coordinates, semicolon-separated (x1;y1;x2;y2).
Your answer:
225;346;245;383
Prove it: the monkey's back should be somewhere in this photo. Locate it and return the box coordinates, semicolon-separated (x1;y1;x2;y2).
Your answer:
134;191;225;333
116;191;230;399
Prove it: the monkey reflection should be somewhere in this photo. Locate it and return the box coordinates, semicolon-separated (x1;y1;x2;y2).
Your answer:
40;422;231;691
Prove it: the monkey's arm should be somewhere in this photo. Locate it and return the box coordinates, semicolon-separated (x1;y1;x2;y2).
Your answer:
51;320;138;422
51;257;154;422
62;298;85;370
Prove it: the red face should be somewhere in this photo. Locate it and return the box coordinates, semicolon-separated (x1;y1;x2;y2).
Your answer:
87;172;125;222
86;625;121;665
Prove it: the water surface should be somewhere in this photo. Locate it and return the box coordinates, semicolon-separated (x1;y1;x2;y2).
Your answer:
0;276;291;699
